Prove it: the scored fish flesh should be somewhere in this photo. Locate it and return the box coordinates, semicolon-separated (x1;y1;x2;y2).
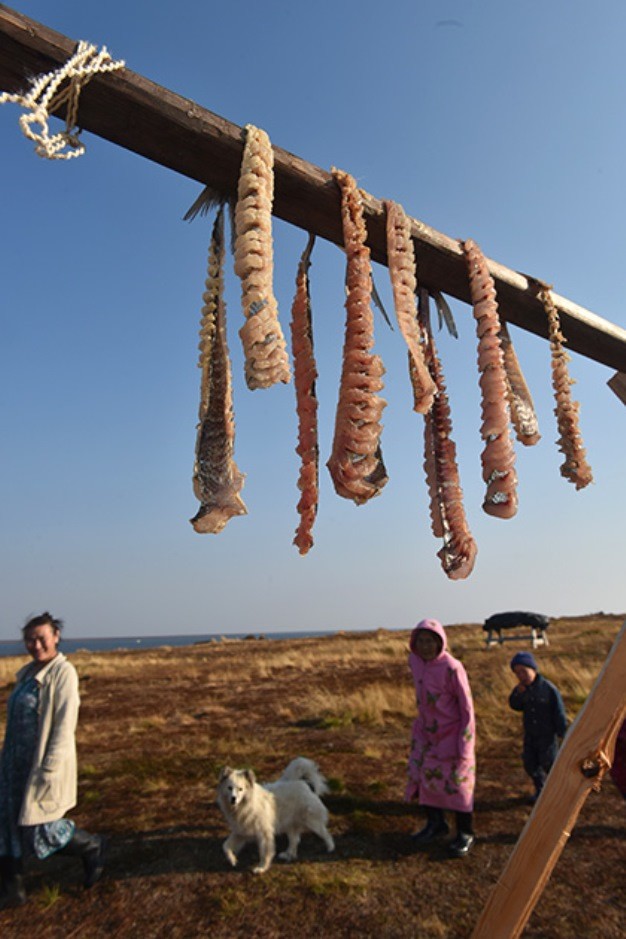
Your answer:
499;320;541;446
234;124;290;390
418;289;477;579
191;206;247;533
290;234;319;554
462;239;518;519
384;199;435;414
538;284;593;489
327;168;388;504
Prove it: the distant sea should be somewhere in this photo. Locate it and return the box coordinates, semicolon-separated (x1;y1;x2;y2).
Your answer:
0;630;336;659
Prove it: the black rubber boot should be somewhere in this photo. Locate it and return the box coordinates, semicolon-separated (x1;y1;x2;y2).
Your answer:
410;818;450;845
0;856;27;907
60;829;107;888
448;832;475;858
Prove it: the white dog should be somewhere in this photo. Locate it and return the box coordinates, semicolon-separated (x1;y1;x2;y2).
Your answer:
276;756;329;796
216;758;335;874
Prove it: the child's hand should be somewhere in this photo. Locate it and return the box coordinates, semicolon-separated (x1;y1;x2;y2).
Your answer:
515;683;527;693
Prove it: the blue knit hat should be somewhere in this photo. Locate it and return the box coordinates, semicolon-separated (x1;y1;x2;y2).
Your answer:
510;651;538;671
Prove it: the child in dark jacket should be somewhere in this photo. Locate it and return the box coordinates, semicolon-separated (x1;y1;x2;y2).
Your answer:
509;651;568;802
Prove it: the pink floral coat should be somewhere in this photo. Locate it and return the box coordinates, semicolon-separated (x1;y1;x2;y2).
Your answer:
405;619;476;812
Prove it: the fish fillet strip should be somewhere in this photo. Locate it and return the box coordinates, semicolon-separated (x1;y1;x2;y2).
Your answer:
418;290;477;579
191;207;247;533
462;239;518;519
499;320;541;445
234;124;290;389
539;285;593;489
327;168;388;504
290;234;319;554
384;200;436;413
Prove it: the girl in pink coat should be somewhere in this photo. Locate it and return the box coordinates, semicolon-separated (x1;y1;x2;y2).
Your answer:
405;618;476;857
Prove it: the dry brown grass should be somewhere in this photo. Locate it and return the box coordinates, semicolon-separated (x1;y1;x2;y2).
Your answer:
301;680;415;727
0;615;624;938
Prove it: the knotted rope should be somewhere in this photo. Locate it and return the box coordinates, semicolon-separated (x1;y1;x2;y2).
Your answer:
0;40;125;160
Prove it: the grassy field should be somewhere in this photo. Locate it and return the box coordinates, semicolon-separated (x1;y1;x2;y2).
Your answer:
0;614;624;938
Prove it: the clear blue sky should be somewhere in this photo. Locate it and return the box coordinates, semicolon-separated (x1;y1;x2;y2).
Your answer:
1;1;625;640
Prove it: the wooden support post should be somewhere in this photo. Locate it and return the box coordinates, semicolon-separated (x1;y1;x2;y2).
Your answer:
1;4;626;371
472;619;626;939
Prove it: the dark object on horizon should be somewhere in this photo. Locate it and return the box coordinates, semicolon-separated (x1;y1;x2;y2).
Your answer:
483;611;550;649
484;612;549;633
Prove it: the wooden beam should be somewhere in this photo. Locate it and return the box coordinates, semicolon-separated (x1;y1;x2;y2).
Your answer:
2;4;626;371
472;619;626;939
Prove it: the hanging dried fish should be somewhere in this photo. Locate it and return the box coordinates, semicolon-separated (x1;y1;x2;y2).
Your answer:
327;168;388;504
462;239;518;519
290;234;319;555
384;200;436;414
499;320;541;446
234;124;290;390
191;206;247;533
418;290;477;579
538;284;593;489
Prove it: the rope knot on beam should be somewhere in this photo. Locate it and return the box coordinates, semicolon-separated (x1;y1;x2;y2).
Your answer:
0;38;124;160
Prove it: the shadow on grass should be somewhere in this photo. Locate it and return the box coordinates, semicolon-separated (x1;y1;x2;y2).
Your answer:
24;826;225;888
571;823;626;840
474;795;530;812
33;791;595;889
326;795;419;817
34;825;350;886
107;827;239;877
31;820;451;888
472;831;519;847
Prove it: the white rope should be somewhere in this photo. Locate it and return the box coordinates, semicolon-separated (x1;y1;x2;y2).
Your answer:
0;40;125;160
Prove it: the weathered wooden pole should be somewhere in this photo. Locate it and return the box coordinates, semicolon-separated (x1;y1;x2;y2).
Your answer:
472;619;626;939
1;4;626;371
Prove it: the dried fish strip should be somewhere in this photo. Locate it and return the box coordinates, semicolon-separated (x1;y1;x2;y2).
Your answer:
499;320;541;446
418;290;477;579
384;200;436;414
191;207;247;533
290;234;319;555
462;239;518;519
327;168;388;504
234;124;290;390
539;285;593;489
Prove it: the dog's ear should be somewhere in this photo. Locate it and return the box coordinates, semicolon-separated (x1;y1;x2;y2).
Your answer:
244;768;256;785
219;766;232;781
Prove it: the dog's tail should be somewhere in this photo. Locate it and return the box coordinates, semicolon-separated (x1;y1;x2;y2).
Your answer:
281;757;329;796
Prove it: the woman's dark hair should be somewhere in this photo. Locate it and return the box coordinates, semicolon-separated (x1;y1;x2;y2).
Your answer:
22;612;64;635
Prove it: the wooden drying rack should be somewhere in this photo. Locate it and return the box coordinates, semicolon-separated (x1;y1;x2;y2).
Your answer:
1;4;626;376
1;6;625;937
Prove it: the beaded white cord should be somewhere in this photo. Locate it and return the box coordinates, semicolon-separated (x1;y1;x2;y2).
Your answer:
0;40;125;160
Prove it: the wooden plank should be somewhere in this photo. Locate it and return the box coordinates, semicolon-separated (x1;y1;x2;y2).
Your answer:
472;619;626;939
1;4;626;371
